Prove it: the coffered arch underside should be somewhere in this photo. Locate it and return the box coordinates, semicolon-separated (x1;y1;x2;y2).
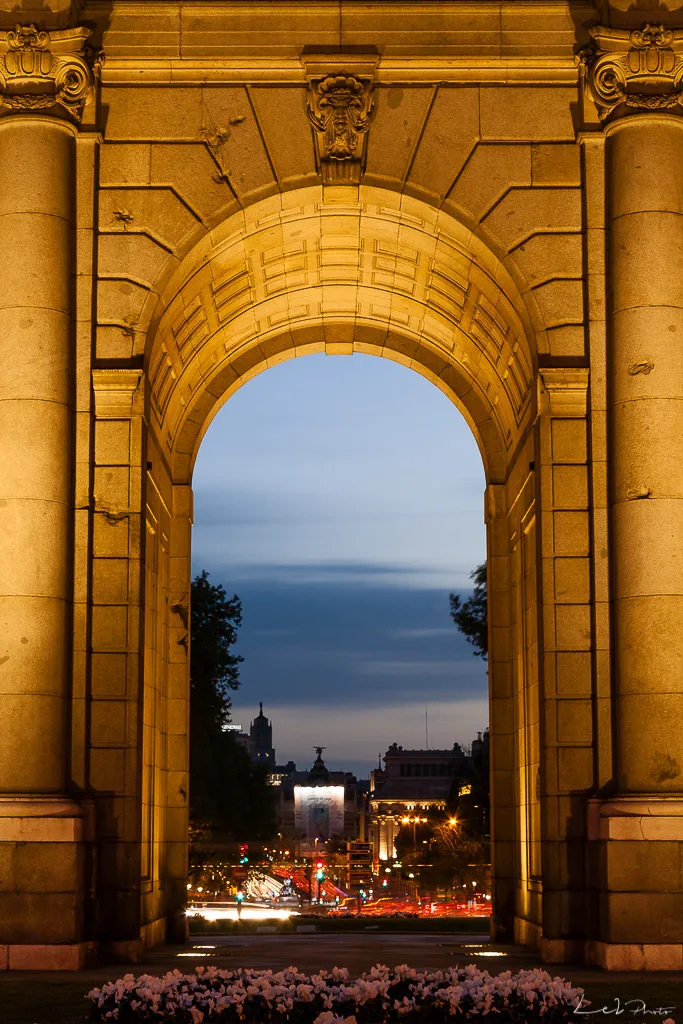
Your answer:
146;187;535;483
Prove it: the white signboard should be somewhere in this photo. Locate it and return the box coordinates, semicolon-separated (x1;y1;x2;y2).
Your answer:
294;785;345;840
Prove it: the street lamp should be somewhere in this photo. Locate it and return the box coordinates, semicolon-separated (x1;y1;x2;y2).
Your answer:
401;815;428;853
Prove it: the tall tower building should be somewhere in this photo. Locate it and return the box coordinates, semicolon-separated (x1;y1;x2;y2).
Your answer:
250;703;275;764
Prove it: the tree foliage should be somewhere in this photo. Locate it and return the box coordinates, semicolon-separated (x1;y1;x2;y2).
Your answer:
395;813;490;893
449;562;488;660
190;728;277;840
190;569;243;733
189;571;276;840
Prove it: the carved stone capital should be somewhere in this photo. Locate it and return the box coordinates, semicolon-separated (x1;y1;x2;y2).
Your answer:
304;60;377;185
0;22;99;122
538;368;589;417
92;369;144;418
577;23;683;121
484;483;506;523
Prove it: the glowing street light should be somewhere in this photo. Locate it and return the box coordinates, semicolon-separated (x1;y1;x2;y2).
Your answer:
401;815;428;852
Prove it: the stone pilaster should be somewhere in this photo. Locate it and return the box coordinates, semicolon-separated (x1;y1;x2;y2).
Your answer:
535;369;593;964
485;483;517;942
90;369;148;954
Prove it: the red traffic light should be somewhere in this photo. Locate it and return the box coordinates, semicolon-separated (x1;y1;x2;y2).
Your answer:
316;860;323;869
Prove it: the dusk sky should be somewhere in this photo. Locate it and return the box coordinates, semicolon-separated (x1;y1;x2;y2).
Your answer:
192;353;488;778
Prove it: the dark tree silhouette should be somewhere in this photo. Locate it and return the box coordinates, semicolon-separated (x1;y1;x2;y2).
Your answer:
189;571;276;839
190;569;243;734
449;562;488;660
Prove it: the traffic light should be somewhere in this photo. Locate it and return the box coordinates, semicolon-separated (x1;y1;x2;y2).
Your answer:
236;890;245;902
315;859;325;881
238;843;249;865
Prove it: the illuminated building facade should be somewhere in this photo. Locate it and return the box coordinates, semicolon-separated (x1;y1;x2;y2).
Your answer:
369;744;470;861
277;749;367;849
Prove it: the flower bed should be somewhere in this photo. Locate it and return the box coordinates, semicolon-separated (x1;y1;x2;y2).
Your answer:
87;963;585;1022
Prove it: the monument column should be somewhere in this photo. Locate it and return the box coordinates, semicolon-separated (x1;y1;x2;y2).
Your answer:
0;114;76;794
608;111;683;794
0;22;95;969
581;24;683;969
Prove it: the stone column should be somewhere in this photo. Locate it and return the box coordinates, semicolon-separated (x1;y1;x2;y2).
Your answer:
579;25;683;800
0;22;95;970
608;114;683;795
0;116;75;795
576;23;683;970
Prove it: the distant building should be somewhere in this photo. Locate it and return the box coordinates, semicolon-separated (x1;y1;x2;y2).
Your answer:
462;730;490;836
225;723;251;753
250;702;275;765
267;760;297;786
369;742;471;862
277;747;367;850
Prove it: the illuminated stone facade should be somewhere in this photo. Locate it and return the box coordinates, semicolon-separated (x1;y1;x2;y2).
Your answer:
369;744;468;862
1;0;683;972
276;750;366;848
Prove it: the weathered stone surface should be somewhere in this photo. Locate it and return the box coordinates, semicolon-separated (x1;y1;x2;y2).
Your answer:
1;0;682;973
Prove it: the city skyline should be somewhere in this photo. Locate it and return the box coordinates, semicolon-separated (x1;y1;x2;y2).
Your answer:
228;698;490;781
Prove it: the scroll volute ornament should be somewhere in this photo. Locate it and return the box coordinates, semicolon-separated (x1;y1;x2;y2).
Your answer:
578;23;683;120
306;70;376;184
0;22;98;121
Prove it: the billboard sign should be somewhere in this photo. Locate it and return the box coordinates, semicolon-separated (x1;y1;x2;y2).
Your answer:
294;785;345;840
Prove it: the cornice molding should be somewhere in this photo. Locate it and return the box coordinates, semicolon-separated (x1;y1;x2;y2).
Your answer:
98;55;579;87
0;22;99;122
578;23;683;122
0;0;83;32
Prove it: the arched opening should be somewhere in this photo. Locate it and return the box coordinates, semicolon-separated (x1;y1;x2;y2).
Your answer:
190;350;489;900
139;185;540;946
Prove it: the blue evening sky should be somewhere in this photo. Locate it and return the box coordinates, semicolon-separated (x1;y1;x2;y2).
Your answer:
192;353;488;778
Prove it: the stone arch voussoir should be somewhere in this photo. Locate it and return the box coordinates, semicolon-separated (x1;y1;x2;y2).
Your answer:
145;186;537;485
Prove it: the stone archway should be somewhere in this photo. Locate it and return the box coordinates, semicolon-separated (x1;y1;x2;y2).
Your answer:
135;184;542;959
149;187;534;483
4;0;683;975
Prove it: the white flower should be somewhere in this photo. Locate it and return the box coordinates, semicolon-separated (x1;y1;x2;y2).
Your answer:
87;960;584;1021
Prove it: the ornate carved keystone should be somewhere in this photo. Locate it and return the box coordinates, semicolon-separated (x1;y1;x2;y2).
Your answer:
306;70;376;184
0;23;98;121
578;23;683;120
